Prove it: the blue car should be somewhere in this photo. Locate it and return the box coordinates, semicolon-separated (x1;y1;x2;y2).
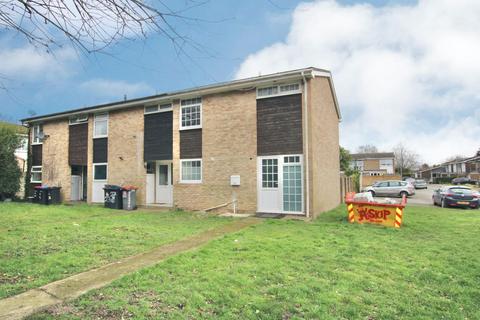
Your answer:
432;186;479;209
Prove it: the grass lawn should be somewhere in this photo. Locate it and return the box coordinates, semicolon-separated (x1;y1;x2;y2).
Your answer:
30;204;480;320
0;203;231;299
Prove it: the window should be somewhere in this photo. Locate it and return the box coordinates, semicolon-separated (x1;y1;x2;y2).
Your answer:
180;98;202;129
257;83;301;98
32;124;43;144
69;114;88;125
257;86;278;97
283;156;302;212
94;113;108;138
159;165;169;185
180;159;202;183
144;103;172;114
93;164;107;180
31;166;42;183
262;158;278;188
146;162;155;174
280;83;300;92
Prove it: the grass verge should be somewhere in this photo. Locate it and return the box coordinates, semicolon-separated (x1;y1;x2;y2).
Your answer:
30;204;480;319
0;203;230;299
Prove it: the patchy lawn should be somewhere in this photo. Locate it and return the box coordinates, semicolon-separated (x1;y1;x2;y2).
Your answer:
0;203;231;299
30;205;480;320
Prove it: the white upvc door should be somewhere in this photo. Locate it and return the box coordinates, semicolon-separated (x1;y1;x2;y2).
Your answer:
156;161;173;206
257;155;303;214
92;163;107;203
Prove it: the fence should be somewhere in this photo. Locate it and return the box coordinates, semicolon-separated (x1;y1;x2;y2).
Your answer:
340;174;355;203
360;174;402;189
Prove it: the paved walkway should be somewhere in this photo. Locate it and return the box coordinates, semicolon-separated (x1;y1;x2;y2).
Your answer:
0;218;260;320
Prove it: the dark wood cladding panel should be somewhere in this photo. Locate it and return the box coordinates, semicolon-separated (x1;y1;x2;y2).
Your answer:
68;123;88;165
144;112;173;161
257;94;303;156
93;138;108;163
180;129;202;159
31;144;42;166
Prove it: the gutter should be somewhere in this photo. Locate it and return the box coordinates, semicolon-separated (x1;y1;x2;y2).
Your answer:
302;71;310;218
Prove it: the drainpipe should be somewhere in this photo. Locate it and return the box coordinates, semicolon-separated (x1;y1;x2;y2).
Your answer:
302;71;310;218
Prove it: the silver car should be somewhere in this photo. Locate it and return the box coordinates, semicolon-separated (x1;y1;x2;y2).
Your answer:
414;179;428;189
364;180;415;197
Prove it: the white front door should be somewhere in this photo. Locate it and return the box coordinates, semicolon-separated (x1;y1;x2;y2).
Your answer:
257;155;303;214
92;163;108;203
156;161;173;206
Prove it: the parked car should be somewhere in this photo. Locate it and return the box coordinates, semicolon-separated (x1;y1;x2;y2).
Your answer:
364;180;415;198
413;179;428;189
452;177;476;185
432;186;479;209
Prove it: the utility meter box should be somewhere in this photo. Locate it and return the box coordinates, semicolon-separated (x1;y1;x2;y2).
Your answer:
230;175;241;186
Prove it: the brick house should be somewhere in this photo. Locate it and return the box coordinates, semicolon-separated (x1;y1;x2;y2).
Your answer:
21;67;341;217
349;152;395;176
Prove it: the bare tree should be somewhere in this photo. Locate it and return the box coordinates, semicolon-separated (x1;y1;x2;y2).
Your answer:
394;143;420;177
356;144;378;153
0;0;209;53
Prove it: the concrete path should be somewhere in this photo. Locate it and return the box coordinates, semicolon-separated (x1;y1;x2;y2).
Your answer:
0;217;260;320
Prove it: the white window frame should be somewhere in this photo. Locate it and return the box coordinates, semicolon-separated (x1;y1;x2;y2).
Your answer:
144;103;172;114
93;163;108;181
179;159;202;184
69;114;88;125
30;166;42;183
32;124;43;145
93;113;108;138
179;98;202;130
256;82;301;99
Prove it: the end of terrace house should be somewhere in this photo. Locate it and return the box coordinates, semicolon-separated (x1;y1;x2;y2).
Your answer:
21;67;342;218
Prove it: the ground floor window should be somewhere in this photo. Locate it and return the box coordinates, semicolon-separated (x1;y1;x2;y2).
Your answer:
93;163;108;180
283;156;302;212
180;159;202;183
30;166;42;183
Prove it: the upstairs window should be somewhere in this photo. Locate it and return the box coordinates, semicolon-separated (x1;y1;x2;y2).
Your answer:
69;114;88;125
257;83;301;99
180;98;202;130
94;113;108;138
144;103;172;114
32;124;43;144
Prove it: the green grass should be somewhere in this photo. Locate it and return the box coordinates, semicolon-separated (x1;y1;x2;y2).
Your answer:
30;205;480;320
0;203;231;299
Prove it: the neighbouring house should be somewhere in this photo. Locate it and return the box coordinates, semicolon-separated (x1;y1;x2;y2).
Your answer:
349;152;400;188
20;67;341;217
416;150;480;183
349;152;396;175
0;121;28;198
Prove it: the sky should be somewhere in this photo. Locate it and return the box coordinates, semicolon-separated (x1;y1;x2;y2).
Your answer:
0;0;478;165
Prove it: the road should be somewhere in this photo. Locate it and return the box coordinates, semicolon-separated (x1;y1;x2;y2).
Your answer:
407;184;442;206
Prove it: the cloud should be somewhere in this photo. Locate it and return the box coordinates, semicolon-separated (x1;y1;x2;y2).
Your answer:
79;78;153;101
0;46;76;80
235;0;480;163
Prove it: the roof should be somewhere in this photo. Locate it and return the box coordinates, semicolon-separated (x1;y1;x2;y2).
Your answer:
350;152;395;160
0;121;28;134
21;67;341;124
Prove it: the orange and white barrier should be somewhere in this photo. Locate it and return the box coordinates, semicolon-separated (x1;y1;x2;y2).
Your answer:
345;192;407;228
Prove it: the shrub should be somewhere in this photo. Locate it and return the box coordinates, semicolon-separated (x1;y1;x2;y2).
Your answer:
0;127;22;200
